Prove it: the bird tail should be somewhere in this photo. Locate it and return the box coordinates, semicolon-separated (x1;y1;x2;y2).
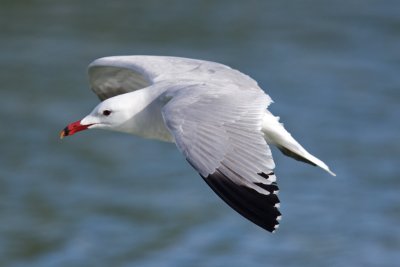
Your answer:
261;111;336;176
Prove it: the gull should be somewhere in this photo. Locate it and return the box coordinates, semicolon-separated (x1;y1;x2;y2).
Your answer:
61;56;335;232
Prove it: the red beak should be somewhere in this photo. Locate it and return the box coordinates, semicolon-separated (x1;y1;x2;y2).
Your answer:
60;120;92;139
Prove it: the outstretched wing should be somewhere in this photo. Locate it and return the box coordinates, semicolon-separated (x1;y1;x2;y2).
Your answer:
88;56;259;101
162;83;281;232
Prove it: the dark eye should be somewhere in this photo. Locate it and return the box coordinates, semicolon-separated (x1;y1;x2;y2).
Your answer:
102;110;112;116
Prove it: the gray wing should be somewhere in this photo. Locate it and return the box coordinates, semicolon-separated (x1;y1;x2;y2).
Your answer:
88;56;259;101
162;83;281;232
88;56;152;101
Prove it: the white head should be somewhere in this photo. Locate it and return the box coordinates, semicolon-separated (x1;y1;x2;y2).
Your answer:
60;95;135;138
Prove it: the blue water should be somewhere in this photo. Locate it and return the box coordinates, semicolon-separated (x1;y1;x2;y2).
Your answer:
1;1;399;266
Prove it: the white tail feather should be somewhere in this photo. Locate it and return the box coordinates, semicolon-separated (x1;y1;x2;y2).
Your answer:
262;111;336;176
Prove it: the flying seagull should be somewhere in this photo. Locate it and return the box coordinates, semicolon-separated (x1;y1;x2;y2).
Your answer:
61;56;335;232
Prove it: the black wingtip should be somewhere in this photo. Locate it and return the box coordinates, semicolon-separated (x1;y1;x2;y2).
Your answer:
201;170;281;232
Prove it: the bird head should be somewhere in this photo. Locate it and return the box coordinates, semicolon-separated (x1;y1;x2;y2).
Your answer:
60;96;131;138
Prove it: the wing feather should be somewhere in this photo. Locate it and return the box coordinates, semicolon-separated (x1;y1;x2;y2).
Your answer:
88;55;261;101
162;83;281;232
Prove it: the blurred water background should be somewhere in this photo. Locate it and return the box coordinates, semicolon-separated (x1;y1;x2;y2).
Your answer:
1;1;399;266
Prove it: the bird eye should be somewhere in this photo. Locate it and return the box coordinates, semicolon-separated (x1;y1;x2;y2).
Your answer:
102;110;112;116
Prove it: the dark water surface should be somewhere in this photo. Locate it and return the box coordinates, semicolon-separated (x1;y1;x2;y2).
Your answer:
1;1;399;266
